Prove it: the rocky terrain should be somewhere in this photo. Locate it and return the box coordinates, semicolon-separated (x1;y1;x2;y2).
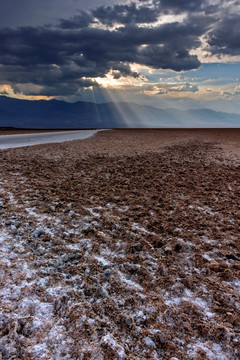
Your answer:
0;129;240;359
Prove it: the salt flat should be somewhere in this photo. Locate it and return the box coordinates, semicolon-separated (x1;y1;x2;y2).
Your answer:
0;129;240;359
0;130;99;149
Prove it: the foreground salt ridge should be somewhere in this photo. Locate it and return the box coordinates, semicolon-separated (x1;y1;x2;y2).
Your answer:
1;185;239;359
0;135;240;359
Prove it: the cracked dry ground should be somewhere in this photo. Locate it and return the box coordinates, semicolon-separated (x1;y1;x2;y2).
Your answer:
0;129;240;360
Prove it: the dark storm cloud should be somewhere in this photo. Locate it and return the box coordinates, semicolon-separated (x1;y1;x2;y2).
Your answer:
92;3;158;26
137;45;200;71
0;0;237;97
110;63;139;78
12;78;98;97
154;0;205;13
207;14;240;56
59;12;93;29
0;9;209;97
58;2;159;30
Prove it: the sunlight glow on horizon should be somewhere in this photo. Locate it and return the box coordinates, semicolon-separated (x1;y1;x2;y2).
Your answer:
0;84;52;101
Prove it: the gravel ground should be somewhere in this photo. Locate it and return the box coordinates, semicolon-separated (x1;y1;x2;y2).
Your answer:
0;129;240;359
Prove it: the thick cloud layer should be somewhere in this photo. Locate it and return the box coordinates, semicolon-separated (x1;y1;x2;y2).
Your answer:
92;3;158;26
0;0;125;28
154;0;205;13
207;14;240;56
0;0;239;98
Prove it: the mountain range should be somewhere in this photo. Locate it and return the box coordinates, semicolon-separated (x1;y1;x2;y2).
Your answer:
0;96;239;128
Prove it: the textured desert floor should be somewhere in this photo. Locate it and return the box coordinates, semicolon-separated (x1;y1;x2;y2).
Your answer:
0;129;240;359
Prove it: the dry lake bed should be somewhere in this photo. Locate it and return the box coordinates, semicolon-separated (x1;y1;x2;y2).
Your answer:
0;129;240;359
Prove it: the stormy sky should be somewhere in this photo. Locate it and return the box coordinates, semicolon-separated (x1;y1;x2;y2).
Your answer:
0;0;240;113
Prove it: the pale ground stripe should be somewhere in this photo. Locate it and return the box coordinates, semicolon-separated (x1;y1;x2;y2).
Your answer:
0;130;102;149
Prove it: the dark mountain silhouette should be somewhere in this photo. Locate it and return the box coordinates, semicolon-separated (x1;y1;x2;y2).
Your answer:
0;96;239;128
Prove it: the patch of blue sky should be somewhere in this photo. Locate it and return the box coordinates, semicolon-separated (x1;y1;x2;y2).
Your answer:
144;63;240;84
185;63;240;81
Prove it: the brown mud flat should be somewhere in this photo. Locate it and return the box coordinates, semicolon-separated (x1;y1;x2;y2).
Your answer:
0;129;240;359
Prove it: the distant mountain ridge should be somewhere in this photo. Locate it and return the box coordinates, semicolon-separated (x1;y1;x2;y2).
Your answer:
0;96;239;128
